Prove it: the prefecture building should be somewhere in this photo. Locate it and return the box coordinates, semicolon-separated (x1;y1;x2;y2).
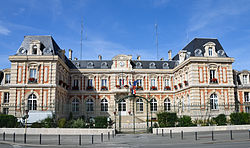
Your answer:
0;36;249;126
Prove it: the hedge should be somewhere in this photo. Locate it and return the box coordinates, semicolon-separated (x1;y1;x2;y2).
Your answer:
0;114;18;128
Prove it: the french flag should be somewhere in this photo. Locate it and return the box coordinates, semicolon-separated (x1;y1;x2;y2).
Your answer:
130;80;138;94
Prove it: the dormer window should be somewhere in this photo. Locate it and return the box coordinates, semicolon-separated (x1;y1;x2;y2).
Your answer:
136;62;142;68
87;62;94;68
209;47;213;56
163;63;169;69
195;49;202;57
32;45;38;55
149;62;156;69
101;62;108;68
243;75;248;84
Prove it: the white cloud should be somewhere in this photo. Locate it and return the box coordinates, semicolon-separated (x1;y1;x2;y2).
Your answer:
0;25;10;35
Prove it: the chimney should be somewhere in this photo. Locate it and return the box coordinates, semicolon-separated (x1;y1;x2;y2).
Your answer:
98;55;102;60
69;49;73;60
137;55;141;60
160;57;164;61
168;50;172;61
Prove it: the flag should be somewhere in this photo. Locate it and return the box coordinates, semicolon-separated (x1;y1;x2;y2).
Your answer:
131;80;138;95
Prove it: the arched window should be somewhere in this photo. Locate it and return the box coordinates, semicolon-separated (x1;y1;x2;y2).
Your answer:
149;62;156;69
72;98;79;112
28;94;37;110
210;93;218;110
164;98;171;111
136;98;143;112
87;62;94;68
101;62;108;68
118;99;126;111
32;45;37;55
101;98;108;111
86;98;94;111
136;62;142;68
150;98;157;111
163;63;169;69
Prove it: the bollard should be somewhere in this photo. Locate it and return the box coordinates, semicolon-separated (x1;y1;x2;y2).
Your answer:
162;129;164;136
58;134;61;145
249;130;250;139
195;132;197;141
40;134;42;145
112;131;115;138
3;132;5;141
79;135;81;146
13;133;15;142
181;131;183;140
92;135;94;144
24;133;26;144
170;130;172;139
230;130;233;140
101;133;103;142
156;128;158;135
212;131;214;141
108;132;110;141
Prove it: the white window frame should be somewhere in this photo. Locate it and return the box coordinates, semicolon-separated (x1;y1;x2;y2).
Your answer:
86;99;94;112
210;93;218;110
164;98;171;111
101;98;108;111
150;98;157;112
28;94;37;110
72;98;80;112
136;98;143;112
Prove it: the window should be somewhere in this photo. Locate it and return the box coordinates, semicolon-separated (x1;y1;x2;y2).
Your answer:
5;74;10;84
245;106;250;113
118;99;126;111
87;62;94;68
3;108;9;115
149;62;156;69
136;98;143;112
208;47;213;56
137;79;142;87
119;79;124;86
164;98;171;111
136;62;142;69
88;79;93;87
243;75;248;84
72;98;79;112
32;45;37;54
101;62;108;68
4;92;9;103
73;79;78;87
150;98;157;111
86;99;94;111
244;92;249;102
101;79;107;87
30;69;37;79
210;93;218;110
28;94;37;110
101;98;108;111
210;70;216;79
151;79;156;87
165;79;170;87
163;63;169;69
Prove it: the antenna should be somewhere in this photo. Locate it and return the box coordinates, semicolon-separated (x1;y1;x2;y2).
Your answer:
155;24;159;60
186;30;189;43
80;18;83;60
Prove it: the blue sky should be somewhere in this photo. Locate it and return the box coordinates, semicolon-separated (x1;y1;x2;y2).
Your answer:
0;0;250;70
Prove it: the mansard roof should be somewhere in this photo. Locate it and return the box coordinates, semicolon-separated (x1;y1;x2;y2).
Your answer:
131;60;177;69
70;60;113;69
172;38;228;60
16;35;62;56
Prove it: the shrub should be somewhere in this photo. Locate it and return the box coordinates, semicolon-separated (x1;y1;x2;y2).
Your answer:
40;117;57;128
0;114;18;128
213;114;227;126
95;116;108;128
230;112;250;125
70;119;86;128
178;115;194;127
157;112;178;127
58;118;66;128
31;122;42;128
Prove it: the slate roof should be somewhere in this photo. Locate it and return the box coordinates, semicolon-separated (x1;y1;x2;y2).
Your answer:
70;60;113;69
172;38;228;60
16;35;62;56
131;60;177;69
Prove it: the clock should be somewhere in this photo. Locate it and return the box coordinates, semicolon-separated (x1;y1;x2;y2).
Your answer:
120;61;125;67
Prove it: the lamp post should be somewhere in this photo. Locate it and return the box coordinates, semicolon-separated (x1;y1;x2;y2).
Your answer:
24;110;29;134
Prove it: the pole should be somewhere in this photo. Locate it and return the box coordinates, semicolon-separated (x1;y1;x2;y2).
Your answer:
170;130;172;139
58;134;60;145
13;133;15;142
40;134;42;145
133;96;135;134
195;132;197;141
151;110;152;133
230;130;233;140
146;101;149;133
181;131;183;140
92;135;94;144
212;131;214;141
79;135;81;145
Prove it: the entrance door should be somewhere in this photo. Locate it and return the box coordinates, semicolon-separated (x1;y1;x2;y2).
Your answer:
118;99;127;115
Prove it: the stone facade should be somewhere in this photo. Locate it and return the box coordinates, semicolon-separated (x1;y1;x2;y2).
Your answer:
0;36;248;125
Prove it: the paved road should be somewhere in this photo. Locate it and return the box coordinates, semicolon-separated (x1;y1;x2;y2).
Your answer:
0;130;249;148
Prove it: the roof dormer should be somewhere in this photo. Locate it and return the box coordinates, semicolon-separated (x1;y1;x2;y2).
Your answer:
203;42;218;57
28;40;42;55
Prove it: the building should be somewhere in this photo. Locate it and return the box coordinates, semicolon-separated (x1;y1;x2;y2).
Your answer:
0;35;248;127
